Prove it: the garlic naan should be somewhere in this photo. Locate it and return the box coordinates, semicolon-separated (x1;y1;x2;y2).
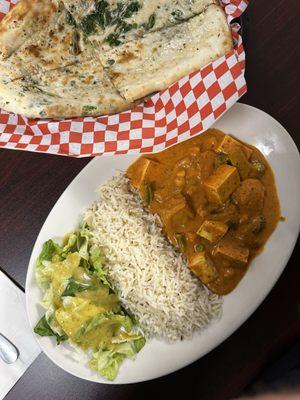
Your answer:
101;5;232;102
0;0;58;59
0;1;86;81
0;0;232;118
0;55;129;118
63;0;218;48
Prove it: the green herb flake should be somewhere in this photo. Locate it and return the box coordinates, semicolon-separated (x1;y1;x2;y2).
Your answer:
144;183;154;205
194;243;204;252
175;233;187;251
71;30;81;55
33;86;60;98
95;0;109;14
144;13;156;30
83;105;97;111
80;0;141;39
66;11;77;27
105;33;122;47
81;13;98;35
171;9;184;21
122;1;141;18
214;153;231;168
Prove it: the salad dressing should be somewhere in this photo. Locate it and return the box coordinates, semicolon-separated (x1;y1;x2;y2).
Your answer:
34;229;145;380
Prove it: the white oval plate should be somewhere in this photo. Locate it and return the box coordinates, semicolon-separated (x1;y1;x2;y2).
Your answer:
25;103;300;384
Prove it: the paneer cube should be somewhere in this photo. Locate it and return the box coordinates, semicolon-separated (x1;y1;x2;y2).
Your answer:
173;169;186;188
203;165;240;204
227;148;251;180
217;135;253;160
171;207;194;230
214;239;249;266
160;194;187;225
189;252;218;284
197;220;228;243
127;158;154;189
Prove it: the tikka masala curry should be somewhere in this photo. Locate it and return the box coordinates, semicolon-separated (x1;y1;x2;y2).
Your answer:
127;129;281;295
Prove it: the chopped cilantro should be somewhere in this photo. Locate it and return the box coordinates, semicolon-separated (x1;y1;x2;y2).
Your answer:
81;13;98;35
105;33;122;47
144;13;156;30
79;0;141;46
83;105;97;111
171;9;184;21
66;11;77;27
95;0;109;14
121;1;141;18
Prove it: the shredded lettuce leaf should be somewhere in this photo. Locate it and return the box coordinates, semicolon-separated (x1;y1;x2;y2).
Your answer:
89;348;126;381
77;225;90;261
34;225;145;381
37;240;62;268
89;338;145;381
34;315;68;345
61;233;77;257
134;337;146;353
62;277;96;297
80;313;133;337
35;240;62;286
89;245;110;287
39;286;53;309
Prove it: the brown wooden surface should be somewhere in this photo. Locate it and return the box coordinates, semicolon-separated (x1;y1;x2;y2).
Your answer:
0;1;299;399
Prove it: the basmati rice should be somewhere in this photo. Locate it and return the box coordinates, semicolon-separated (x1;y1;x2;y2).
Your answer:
84;174;222;341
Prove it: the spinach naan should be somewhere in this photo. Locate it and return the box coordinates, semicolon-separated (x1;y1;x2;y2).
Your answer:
0;0;232;118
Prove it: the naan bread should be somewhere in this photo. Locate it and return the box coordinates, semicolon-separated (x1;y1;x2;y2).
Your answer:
0;0;232;118
100;4;232;102
63;0;218;48
0;56;130;118
0;1;86;81
0;0;58;59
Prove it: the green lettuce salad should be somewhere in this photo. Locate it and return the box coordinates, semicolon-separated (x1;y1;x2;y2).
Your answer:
34;225;145;381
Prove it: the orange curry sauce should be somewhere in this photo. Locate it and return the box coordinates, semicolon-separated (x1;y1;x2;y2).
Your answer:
127;129;281;295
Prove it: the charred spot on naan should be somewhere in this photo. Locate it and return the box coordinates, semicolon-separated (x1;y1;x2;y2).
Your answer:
0;8;86;81
120;42;142;62
117;50;138;63
83;75;94;84
26;45;41;58
0;0;53;34
0;0;59;59
100;4;233;103
108;70;122;80
43;103;76;118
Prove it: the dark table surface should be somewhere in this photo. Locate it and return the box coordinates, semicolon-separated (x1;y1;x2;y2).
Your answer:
1;1;300;399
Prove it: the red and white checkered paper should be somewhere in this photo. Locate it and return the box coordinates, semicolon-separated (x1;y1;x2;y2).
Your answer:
0;0;248;157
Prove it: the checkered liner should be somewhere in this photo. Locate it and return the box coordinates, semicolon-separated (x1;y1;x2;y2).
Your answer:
0;0;248;157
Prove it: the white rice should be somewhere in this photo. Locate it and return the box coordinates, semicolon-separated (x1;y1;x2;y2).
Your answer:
84;173;222;341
